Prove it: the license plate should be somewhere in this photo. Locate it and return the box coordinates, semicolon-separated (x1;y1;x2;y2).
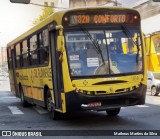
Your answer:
88;102;101;107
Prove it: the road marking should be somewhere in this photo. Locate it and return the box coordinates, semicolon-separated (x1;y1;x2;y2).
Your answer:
136;105;149;108
8;106;24;115
122;105;149;109
0;96;17;99
33;106;48;114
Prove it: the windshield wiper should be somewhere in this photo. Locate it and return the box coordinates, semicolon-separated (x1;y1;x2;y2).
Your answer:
79;26;105;65
121;25;140;48
121;25;140;64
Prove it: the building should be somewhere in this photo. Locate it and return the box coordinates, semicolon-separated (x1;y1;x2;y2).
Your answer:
132;0;160;19
132;0;160;34
53;0;117;8
69;0;114;7
0;47;7;67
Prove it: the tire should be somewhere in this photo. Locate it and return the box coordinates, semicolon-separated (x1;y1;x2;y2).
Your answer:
151;86;159;96
46;90;61;120
19;86;29;107
106;108;121;116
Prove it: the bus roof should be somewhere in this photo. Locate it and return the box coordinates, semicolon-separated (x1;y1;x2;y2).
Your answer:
7;6;139;48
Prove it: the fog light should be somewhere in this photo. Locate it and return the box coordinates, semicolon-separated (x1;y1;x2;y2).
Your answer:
83;91;87;94
72;84;76;87
126;88;130;92
90;91;95;95
75;88;80;93
139;83;142;87
132;86;136;90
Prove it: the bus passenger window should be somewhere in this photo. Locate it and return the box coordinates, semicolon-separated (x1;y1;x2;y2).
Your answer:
7;48;12;69
22;40;29;67
30;35;38;65
9;58;13;69
39;29;49;65
15;43;21;68
39;47;49;64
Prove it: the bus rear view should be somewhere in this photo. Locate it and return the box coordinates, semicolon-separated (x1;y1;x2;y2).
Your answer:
60;8;147;116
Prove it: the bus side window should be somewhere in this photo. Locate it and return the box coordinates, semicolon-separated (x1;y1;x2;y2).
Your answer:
30;35;38;66
22;40;29;67
15;43;21;68
7;48;12;69
39;29;49;65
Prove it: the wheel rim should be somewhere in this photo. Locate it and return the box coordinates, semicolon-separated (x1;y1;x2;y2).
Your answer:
151;87;157;95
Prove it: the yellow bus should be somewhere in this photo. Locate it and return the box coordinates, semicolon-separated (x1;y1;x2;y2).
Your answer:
145;31;160;72
7;7;147;119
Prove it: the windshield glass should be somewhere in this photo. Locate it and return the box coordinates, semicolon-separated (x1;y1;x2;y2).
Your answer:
65;27;143;77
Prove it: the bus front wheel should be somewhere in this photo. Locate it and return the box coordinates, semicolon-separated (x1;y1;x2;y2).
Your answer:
46;90;60;120
106;108;121;116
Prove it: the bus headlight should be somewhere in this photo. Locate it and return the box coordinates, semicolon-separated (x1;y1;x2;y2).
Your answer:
126;88;130;92
75;88;80;93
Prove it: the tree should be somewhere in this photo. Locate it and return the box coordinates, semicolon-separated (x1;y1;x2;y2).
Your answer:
33;2;54;25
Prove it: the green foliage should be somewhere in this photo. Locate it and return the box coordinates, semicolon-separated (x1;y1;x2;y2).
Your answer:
33;6;54;25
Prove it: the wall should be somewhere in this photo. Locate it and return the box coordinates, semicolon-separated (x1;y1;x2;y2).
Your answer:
0;47;7;66
69;0;111;7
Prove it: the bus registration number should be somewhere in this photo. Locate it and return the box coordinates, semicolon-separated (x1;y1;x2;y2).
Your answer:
88;102;101;107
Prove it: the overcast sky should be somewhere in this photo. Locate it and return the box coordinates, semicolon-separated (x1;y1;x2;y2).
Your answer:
0;0;159;47
0;0;70;47
0;0;43;47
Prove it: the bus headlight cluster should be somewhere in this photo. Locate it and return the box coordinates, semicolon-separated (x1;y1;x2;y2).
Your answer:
126;88;130;92
132;86;136;90
75;88;80;93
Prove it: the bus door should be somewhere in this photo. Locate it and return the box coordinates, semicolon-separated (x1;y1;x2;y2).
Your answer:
11;49;18;97
49;30;63;110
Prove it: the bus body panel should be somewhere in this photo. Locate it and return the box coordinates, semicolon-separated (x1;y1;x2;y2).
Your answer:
146;32;160;72
65;84;146;112
7;7;147;115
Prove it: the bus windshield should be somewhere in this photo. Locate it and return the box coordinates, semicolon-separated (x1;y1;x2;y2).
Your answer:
65;27;142;77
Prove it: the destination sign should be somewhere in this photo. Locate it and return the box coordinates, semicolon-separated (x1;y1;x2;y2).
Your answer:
63;13;139;26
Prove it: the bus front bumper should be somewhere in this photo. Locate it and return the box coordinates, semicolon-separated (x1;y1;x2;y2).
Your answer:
65;84;147;112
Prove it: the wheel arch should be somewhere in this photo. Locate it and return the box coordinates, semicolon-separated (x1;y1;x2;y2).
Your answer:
151;85;156;89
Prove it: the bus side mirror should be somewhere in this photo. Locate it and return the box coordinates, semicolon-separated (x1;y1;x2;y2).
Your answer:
57;36;64;52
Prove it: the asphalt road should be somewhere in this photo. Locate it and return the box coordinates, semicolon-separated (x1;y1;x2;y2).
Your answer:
0;90;160;138
0;77;160;138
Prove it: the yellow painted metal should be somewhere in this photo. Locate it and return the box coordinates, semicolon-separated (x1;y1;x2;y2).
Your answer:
145;32;160;72
7;7;146;114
